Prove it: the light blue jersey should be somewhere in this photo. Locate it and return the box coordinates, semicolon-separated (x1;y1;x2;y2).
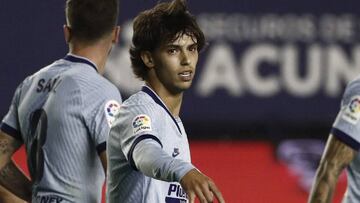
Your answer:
332;75;360;203
0;54;122;203
107;86;194;203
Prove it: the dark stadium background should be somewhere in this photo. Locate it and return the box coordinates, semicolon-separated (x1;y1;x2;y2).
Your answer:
2;0;360;202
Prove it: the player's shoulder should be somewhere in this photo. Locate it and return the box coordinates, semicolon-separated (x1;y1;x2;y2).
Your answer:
88;74;119;94
347;76;360;89
113;91;160;132
344;76;360;96
62;64;120;98
16;60;63;91
123;91;157;108
340;75;360;104
93;77;121;101
120;91;161;118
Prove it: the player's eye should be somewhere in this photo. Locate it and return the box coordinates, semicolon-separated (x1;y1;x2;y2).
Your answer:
167;48;178;55
188;45;198;52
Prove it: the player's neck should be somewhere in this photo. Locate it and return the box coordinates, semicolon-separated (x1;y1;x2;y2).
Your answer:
69;43;110;75
146;82;183;117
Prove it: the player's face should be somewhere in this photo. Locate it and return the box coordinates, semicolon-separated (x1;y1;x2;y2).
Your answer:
152;34;199;94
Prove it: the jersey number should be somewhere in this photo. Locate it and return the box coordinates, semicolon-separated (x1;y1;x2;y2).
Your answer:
28;109;48;183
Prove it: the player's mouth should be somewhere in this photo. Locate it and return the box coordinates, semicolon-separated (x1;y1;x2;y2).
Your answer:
178;71;193;81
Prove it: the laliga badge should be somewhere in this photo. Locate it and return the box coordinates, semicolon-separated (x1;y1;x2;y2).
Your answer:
104;100;121;127
342;96;360;125
132;114;152;135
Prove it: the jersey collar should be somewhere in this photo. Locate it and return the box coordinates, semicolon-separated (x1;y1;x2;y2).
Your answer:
63;54;98;72
141;86;182;134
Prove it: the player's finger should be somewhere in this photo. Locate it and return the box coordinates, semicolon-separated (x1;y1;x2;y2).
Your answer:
188;191;196;203
204;190;214;202
200;181;214;202
209;182;225;203
194;186;208;203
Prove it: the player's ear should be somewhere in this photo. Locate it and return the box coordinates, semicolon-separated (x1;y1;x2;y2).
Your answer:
140;51;155;68
63;25;72;44
112;26;121;44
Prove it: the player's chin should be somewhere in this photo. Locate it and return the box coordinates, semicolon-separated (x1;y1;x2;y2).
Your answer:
172;81;192;92
179;82;193;91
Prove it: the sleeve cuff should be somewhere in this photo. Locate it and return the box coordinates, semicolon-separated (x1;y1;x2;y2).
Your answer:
0;122;22;141
331;127;360;150
176;163;196;182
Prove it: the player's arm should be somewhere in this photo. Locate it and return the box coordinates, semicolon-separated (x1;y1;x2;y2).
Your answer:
0;185;26;203
308;134;356;203
99;150;107;175
132;139;225;203
0;130;32;201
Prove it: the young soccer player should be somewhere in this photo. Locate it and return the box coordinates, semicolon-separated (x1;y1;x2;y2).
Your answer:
107;0;225;202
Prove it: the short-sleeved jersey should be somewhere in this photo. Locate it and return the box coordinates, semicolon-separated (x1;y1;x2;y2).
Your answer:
0;54;122;203
107;86;191;203
332;76;360;203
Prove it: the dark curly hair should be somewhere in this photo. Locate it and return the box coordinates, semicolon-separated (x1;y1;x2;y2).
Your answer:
65;0;119;43
130;0;205;80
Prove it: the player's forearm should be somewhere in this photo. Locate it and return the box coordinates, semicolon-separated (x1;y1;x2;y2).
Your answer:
309;134;357;203
0;185;26;203
0;161;32;201
308;182;334;203
133;139;195;182
308;162;341;203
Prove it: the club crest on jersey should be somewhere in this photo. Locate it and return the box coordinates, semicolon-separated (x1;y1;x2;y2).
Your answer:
342;96;360;125
132;114;152;135
104;100;121;127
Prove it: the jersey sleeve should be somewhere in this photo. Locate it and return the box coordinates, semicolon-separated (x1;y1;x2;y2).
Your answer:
332;81;360;150
0;82;24;141
110;102;195;181
133;139;195;182
110;102;163;169
83;84;122;154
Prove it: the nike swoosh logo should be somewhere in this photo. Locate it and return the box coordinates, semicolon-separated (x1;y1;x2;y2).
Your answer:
172;151;180;157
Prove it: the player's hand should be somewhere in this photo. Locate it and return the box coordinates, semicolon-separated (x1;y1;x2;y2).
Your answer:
180;168;225;203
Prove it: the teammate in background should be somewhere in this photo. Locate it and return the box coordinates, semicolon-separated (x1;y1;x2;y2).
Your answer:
308;79;360;201
0;0;121;202
107;0;225;202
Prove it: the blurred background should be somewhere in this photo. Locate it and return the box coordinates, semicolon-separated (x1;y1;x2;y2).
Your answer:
2;0;360;202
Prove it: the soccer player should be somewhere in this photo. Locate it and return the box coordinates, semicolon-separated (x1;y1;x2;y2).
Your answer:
0;0;121;202
107;0;225;202
308;80;360;201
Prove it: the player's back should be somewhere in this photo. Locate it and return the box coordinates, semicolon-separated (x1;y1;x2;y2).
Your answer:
9;55;120;202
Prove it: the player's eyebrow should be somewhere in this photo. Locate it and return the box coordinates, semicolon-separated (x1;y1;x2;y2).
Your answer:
164;42;198;49
188;43;198;48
